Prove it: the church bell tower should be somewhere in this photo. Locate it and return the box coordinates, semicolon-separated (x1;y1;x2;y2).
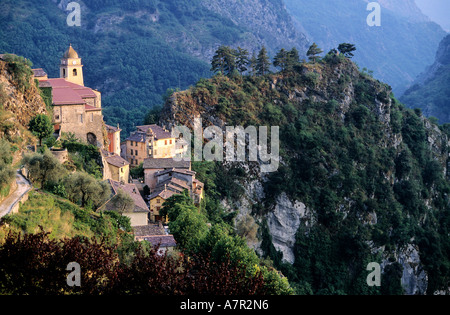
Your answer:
60;44;84;86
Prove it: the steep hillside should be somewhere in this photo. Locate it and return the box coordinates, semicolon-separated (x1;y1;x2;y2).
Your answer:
0;54;47;201
284;0;447;95
0;0;309;138
159;54;450;294
400;35;450;124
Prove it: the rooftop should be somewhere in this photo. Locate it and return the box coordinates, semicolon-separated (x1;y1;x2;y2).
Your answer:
63;44;79;59
40;78;98;106
137;125;172;140
106;124;121;133
143;158;191;170
104;179;149;213
135;235;177;247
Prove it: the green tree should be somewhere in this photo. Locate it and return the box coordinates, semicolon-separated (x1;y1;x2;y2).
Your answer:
256;46;271;76
109;188;135;214
235;47;250;75
64;172;110;208
307;43;323;63
273;48;289;71
338;43;356;58
211;45;236;76
29;114;53;146
0;139;15;194
22;150;67;189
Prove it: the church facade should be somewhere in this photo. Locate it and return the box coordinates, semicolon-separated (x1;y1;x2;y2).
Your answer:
35;45;105;147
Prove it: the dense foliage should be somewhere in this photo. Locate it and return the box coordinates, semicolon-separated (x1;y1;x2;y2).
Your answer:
162;48;450;295
0;230;270;295
160;191;294;295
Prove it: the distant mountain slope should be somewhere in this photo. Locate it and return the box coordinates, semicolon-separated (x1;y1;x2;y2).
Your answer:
400;34;450;124
0;0;309;137
284;0;447;96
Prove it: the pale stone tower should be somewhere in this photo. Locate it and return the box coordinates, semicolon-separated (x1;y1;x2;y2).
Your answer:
60;44;84;86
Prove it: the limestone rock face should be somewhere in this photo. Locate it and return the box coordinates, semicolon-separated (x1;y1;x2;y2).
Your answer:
381;244;428;295
267;193;311;264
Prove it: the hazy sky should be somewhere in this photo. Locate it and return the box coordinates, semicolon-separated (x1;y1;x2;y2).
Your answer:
415;0;450;31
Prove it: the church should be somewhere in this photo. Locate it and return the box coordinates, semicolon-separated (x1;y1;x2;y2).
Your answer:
34;44;106;148
33;45;130;184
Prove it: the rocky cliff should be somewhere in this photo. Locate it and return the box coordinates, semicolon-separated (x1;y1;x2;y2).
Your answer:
0;55;47;164
160;55;450;295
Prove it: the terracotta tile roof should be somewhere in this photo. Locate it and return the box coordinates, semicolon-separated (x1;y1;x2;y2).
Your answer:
126;131;146;143
137;125;172;140
135;235;177;247
143;158;191;170
133;224;166;237
106;154;129;168
149;188;178;200
41;78;97;105
51;86;85;105
154;168;196;177
104;179;149;213
156;177;190;192
106;124;121;133
32;68;47;77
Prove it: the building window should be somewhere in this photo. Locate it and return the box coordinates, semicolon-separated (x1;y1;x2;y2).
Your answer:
170;139;173;145
62;69;66;77
165;140;168;145
73;69;78;76
130;149;134;156
154;150;157;156
90;113;93;122
135;150;138;156
157;198;160;204
79;114;83;123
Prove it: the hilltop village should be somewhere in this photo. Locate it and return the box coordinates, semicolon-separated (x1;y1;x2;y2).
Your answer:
33;45;204;248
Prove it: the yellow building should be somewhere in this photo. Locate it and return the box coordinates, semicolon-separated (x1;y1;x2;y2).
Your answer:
149;188;177;223
125;125;176;167
102;150;130;184
60;44;84;86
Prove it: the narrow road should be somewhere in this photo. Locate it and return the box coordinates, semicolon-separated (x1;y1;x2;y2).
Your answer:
0;170;32;219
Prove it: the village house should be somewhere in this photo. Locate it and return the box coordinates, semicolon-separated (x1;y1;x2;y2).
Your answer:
101;150;130;184
144;158;204;223
100;179;150;227
133;224;177;254
124;124;188;167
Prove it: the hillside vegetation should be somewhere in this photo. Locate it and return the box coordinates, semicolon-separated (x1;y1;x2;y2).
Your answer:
160;49;450;294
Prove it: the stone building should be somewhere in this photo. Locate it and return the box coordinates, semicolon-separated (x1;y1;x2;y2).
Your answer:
100;179;150;227
101;150;130;184
144;157;204;222
124;124;185;167
35;45;105;148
